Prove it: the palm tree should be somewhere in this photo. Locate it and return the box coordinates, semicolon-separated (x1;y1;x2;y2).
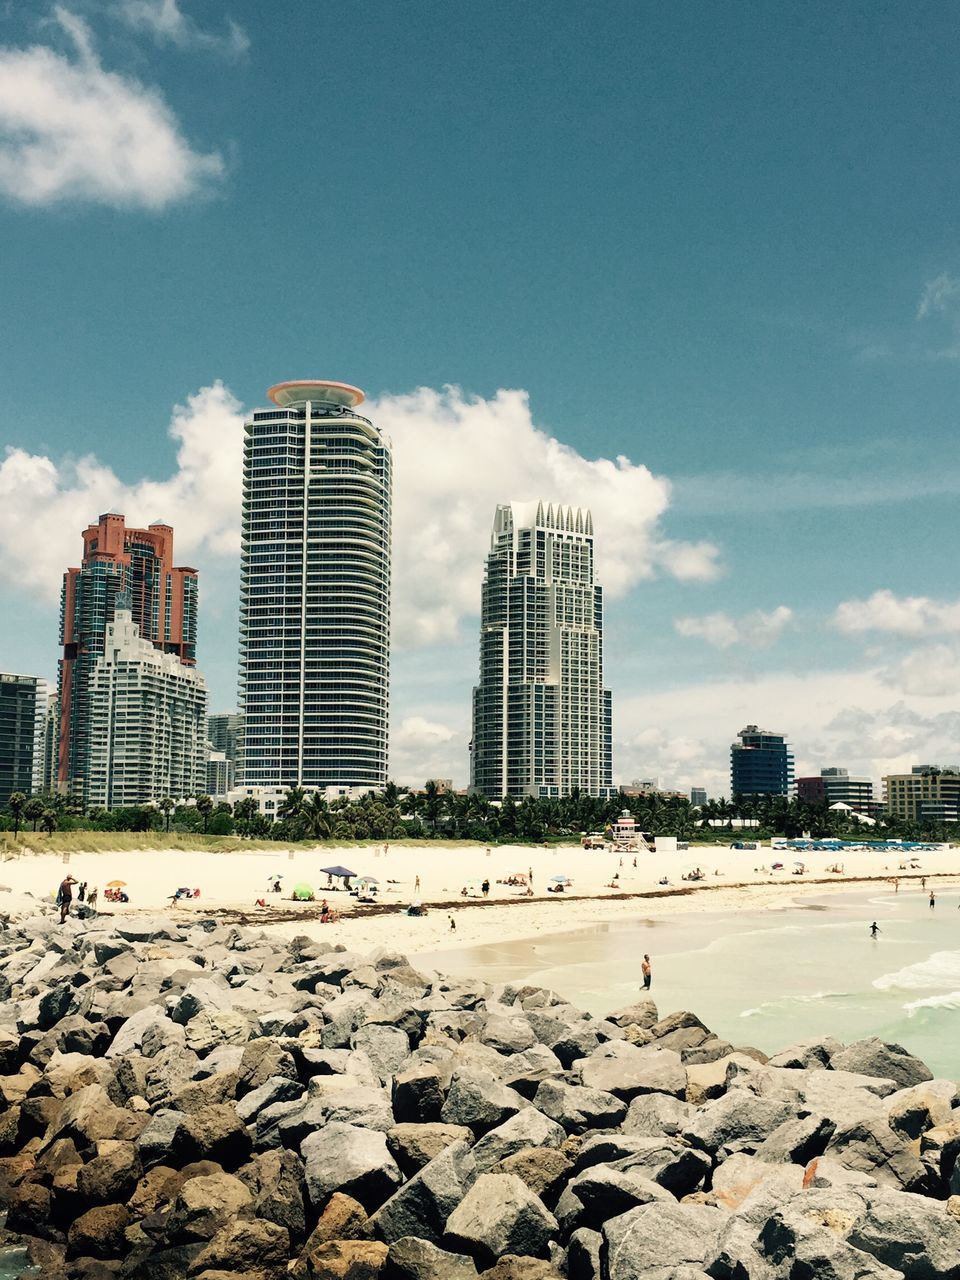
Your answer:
7;791;26;837
302;792;331;840
422;780;444;831
24;797;44;832
278;786;307;823
40;809;57;836
195;793;213;833
159;797;174;832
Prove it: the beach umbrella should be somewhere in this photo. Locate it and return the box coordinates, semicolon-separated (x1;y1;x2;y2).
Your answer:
549;874;571;884
356;875;379;885
320;865;356;878
106;880;127;888
292;883;314;901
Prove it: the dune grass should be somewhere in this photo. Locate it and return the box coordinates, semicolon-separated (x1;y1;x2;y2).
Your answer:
0;832;574;857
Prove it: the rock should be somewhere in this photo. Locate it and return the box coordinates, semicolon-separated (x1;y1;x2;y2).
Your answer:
441;1070;527;1135
67;1204;131;1259
238;1148;306;1242
848;1188;960;1279
758;1204;905;1280
470;1108;566;1173
392;1066;444;1123
76;1140;141;1206
372;1138;476;1245
167;1171;254;1243
386;1123;473;1176
382;1236;477;1279
493;1146;572;1206
565;1164;672;1229
577;1041;685;1101
136;1109;190;1170
43;1084;145;1153
567;1228;603;1280
622;1092;691;1137
478;1013;537;1055
189;1219;289;1273
302;1121;402;1212
606;1001;659;1030
886;1081;956;1140
532;1079;626;1134
832;1038;933;1091
604;1202;725;1280
306;1192;372;1245
682;1089;795;1154
444;1172;557;1268
710;1152;805;1210
480;1258;563;1279
295;1239;388;1278
235;1075;303;1124
766;1035;843;1069
826;1113;929;1191
500;1045;564;1100
305;1080;394;1133
600;1135;711;1197
182;1103;252;1169
236;1039;298;1096
685;1059;731;1107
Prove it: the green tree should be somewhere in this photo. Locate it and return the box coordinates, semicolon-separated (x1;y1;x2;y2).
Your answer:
7;791;26;837
40;809;57;836
302;792;331;840
24;797;44;832
195;793;213;833
159;796;174;832
278;786;307;823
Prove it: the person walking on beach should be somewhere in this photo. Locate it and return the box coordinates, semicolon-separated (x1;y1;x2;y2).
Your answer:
930;891;936;909
78;881;86;903
870;921;881;938
57;875;77;925
641;954;652;991
528;866;533;885
893;878;899;893
414;874;420;893
449;915;456;931
481;878;490;898
921;877;926;890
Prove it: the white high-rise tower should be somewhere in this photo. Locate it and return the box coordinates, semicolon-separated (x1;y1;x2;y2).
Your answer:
471;501;613;799
238;380;391;792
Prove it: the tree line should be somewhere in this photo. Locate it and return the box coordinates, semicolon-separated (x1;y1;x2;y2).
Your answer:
1;784;955;844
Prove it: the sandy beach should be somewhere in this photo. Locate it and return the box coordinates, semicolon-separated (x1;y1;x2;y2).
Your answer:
2;839;958;956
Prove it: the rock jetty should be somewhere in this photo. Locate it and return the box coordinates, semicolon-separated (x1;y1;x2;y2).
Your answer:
0;912;958;1279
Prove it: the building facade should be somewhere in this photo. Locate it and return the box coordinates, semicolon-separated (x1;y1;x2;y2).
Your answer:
207;713;242;767
690;787;707;807
471;501;613;799
238;380;391;792
0;674;48;807
206;750;234;798
795;768;876;813
86;602;207;808
883;766;960;823
59;513;197;800
730;724;794;797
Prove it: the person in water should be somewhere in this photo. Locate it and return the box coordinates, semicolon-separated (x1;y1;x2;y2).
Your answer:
870;921;880;938
930;891;936;909
641;954;652;990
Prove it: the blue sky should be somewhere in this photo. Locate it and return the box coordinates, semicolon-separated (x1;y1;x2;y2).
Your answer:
2;1;960;792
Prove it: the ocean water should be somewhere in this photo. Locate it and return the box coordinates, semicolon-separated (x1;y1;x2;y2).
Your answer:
0;1248;35;1280
421;887;960;1078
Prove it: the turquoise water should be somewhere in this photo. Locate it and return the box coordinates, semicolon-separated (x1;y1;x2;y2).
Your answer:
0;1248;35;1280
422;888;960;1078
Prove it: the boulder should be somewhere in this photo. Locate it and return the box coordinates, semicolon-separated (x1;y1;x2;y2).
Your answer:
237;1148;306;1242
302;1121;402;1212
76;1140;141;1207
235;1075;304;1124
682;1089;795;1154
832;1038;933;1091
383;1235;477;1279
182;1103;252;1169
825;1114;929;1191
392;1065;445;1123
67;1203;131;1259
441;1070;527;1135
350;1024;412;1083
189;1219;289;1273
622;1092;691;1138
603;1202;725;1280
493;1146;572;1206
565;1164;672;1229
577;1041;685;1101
566;1228;603;1280
166;1171;254;1243
480;1258;564;1279
386;1123;473;1176
754;1112;835;1165
294;1239;388;1278
605;1001;659;1030
444;1172;557;1267
848;1188;960;1279
710;1152;805;1211
532;1079;626;1134
372;1138;477;1245
305;1191;372;1246
470;1108;566;1173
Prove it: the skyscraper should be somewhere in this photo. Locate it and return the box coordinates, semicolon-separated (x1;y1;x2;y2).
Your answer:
471;501;613;799
207;712;242;767
58;513;198;800
730;724;794;797
238;381;391;792
86;600;207;808
0;673;48;807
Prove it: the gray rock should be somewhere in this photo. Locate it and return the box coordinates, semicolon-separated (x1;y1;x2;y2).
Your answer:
383;1234;478;1278
759;1205;905;1280
501;1044;564;1099
610;1136;712;1197
604;1201;725;1280
766;1035;843;1069
136;1108;189;1169
565;1164;672;1229
478;1013;538;1055
441;1068;527;1134
393;1065;445;1123
235;1073;303;1123
303;1080;395;1132
533;1078;626;1134
848;1188;960;1279
444;1172;557;1267
386;1122;474;1176
470;1108;566;1174
622;1092;691;1137
754;1113;836;1165
682;1089;795;1154
832;1038;933;1091
567;1227;603;1280
373;1137;477;1245
826;1113;930;1191
351;1023;412;1083
302;1120;401;1211
577;1041;685;1101
606;1000;659;1030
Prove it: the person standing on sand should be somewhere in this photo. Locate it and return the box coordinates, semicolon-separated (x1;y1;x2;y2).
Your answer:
870;922;881;938
930;891;936;909
641;954;652;991
528;866;533;885
921;877;926;890
481;878;490;898
449;915;456;931
893;878;899;893
414;875;420;892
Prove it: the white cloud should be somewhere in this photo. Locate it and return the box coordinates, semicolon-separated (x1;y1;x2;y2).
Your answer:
115;0;249;57
879;643;960;698
917;272;960;321
0;8;223;208
370;385;721;646
0;381;243;596
390;715;463;785
832;589;960;638
673;605;793;651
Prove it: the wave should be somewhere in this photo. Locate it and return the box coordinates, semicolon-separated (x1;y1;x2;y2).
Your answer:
903;990;960;1015
740;991;845;1018
873;950;960;992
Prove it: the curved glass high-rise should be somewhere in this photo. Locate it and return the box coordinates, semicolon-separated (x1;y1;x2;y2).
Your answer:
238;380;391;791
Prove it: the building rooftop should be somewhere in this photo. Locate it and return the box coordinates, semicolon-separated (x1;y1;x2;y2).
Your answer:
267;380;365;409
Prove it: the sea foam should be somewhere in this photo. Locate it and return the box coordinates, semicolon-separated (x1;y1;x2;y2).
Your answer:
873;949;960;992
903;990;960;1015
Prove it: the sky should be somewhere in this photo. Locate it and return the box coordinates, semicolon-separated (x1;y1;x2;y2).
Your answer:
2;1;960;794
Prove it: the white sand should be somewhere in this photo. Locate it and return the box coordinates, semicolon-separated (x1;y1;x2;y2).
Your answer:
2;840;958;957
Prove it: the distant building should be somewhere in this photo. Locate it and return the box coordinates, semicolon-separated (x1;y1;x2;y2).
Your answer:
226;782;370;817
206;749;234;798
0;673;49;807
795;768;876;814
690;787;707;807
883;766;960;823
207;713;242;767
59;513;198;801
238;381;391;792
730;724;794;797
85;601;207;808
471;501;614;799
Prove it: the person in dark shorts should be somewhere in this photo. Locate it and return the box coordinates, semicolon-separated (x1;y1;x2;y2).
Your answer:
57;875;77;925
641;954;652;990
870;921;880;938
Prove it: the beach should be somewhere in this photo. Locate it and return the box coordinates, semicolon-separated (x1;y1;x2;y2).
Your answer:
1;837;957;957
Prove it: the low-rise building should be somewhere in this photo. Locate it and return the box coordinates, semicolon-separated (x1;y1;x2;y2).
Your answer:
883;766;960;823
795;768;877;814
